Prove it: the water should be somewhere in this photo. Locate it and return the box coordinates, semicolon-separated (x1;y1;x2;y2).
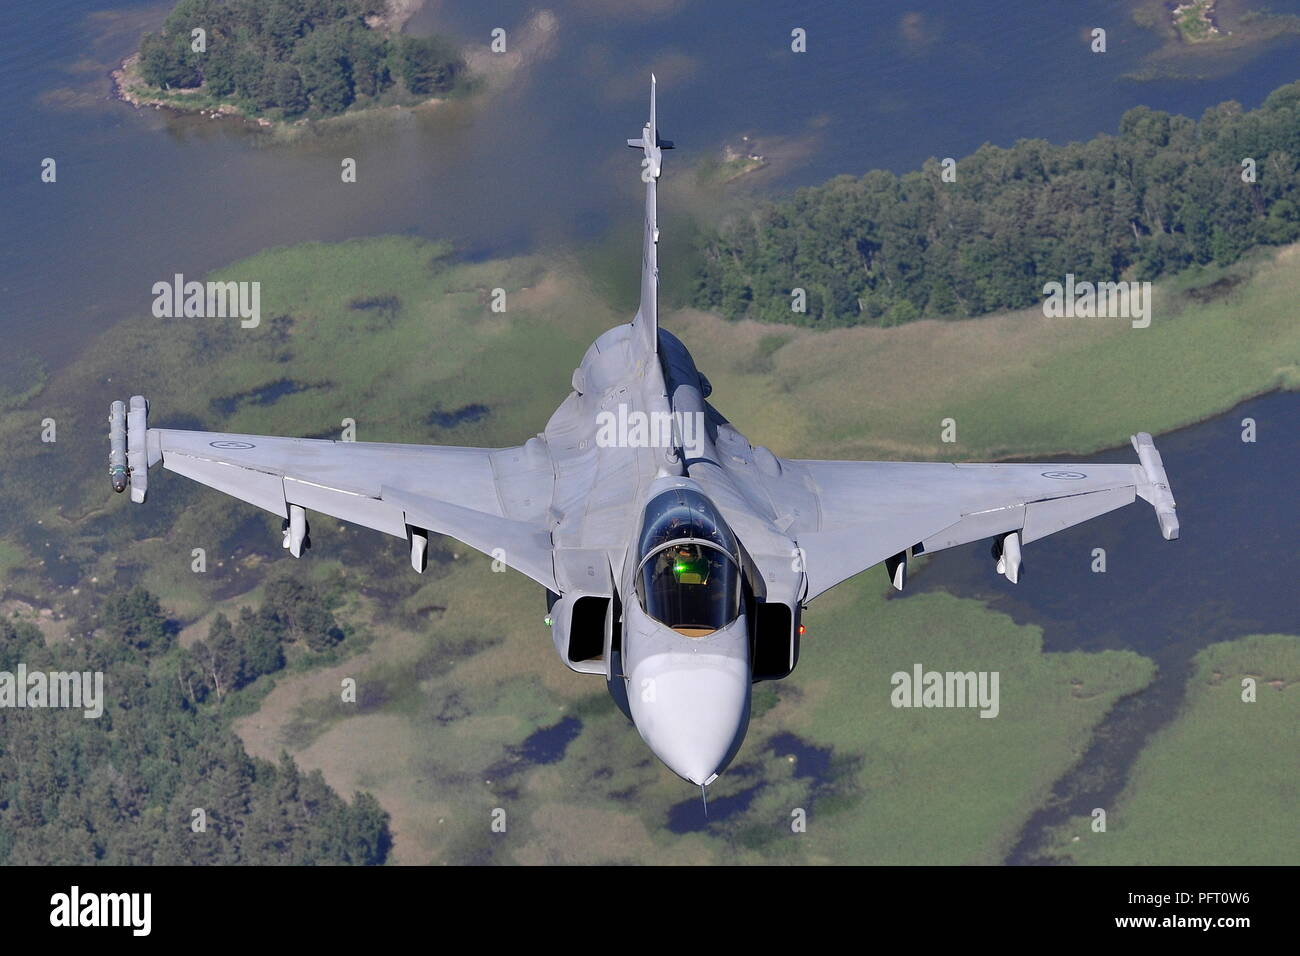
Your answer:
516;715;583;764
5;0;1300;374
483;714;583;786
903;391;1298;862
907;392;1298;656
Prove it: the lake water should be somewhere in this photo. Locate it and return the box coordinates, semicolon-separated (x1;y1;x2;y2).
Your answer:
5;0;1300;373
910;391;1297;656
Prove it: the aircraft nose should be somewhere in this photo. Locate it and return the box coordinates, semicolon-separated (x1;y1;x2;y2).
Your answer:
627;655;750;785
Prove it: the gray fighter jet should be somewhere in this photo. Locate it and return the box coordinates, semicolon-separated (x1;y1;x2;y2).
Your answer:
110;77;1178;791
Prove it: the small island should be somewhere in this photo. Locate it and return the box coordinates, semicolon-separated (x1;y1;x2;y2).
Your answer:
1171;0;1227;43
696;136;769;186
113;0;465;127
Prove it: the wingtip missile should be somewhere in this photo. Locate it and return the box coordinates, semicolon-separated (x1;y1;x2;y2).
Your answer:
1131;432;1180;540
109;400;128;493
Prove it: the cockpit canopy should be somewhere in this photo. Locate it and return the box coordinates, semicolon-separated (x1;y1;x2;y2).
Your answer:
638;487;738;558
635;488;742;638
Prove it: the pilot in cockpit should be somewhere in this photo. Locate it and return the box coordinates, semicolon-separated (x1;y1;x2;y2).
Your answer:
636;488;742;637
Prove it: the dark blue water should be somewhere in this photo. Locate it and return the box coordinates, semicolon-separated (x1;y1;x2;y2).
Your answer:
517;715;583;764
907;391;1298;655
5;0;1300;372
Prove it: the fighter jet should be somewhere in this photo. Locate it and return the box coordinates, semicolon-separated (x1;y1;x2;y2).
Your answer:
109;77;1178;791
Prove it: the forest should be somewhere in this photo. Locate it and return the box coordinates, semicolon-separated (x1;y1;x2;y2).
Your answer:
692;80;1300;327
0;583;390;864
137;0;463;118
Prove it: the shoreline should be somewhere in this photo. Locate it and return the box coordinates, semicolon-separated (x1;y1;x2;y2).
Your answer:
109;52;452;130
109;52;272;128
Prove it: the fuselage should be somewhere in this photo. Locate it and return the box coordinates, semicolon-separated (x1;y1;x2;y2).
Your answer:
620;476;752;785
540;318;764;785
531;79;808;788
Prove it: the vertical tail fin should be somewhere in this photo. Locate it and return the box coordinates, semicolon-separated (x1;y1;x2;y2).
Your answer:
626;74;673;355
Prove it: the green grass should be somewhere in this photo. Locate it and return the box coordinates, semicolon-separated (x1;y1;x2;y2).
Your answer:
0;540;27;583
1040;634;1299;865
0;235;619;607
780;581;1155;864
0;351;47;411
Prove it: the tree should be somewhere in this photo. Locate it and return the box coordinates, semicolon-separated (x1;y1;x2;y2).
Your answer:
204;46;238;98
236;606;286;678
0;617;43;671
262;576;342;650
138;31;202;89
0;586;390;865
100;587;170;655
195;614;241;701
346;27;389;98
131;0;461;118
882;299;920;327
295;26;356;114
392;35;461;95
271;63;309;115
693;80;1300;326
340;791;392;865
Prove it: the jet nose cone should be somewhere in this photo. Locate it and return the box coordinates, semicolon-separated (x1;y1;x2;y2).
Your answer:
627;655;750;785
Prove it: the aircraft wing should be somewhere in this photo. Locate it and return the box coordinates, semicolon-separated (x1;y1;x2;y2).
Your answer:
776;433;1179;601
112;397;558;590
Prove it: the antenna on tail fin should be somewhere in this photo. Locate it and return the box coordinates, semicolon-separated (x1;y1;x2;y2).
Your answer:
626;75;673;355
